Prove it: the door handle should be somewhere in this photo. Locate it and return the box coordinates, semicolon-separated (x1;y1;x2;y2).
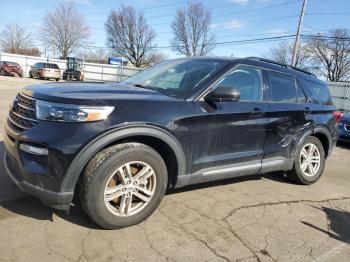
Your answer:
304;107;311;114
250;108;263;115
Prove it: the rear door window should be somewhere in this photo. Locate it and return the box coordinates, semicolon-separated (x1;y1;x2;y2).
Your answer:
267;71;296;102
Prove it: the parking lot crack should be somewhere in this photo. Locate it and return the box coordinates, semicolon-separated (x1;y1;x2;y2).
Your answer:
158;207;230;262
137;224;171;260
222;196;350;222
43;221;77;262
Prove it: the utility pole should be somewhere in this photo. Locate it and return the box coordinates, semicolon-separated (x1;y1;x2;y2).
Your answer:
292;0;308;67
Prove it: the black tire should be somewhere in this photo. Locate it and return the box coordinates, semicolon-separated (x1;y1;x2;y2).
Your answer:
29;71;33;78
79;143;168;229
287;136;325;185
55;78;60;81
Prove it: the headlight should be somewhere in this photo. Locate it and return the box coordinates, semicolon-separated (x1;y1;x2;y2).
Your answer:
36;101;114;122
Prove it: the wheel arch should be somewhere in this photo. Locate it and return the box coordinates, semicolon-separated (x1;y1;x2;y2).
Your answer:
312;126;332;157
60;125;186;193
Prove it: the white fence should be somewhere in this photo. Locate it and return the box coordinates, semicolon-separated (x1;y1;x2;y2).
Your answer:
0;52;141;82
328;82;350;112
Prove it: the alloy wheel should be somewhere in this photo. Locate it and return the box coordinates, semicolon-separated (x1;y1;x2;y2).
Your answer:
299;143;321;177
104;161;156;217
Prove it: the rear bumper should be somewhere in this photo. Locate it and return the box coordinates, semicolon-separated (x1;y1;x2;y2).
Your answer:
41;72;60;79
4;152;73;210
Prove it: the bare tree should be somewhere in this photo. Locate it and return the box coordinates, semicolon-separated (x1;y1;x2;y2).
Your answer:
306;29;350;81
267;40;311;69
171;1;215;57
105;5;161;68
146;52;167;65
41;1;90;59
78;48;110;64
0;24;34;54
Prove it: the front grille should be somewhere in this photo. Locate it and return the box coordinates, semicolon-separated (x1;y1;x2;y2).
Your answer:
8;93;38;130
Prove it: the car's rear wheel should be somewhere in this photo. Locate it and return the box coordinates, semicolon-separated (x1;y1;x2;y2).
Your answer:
29;71;33;78
287;136;325;184
79;143;168;229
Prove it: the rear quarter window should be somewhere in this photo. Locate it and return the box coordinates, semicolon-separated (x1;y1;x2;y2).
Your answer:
304;80;333;105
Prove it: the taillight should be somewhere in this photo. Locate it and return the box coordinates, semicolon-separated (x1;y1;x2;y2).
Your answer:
333;111;342;124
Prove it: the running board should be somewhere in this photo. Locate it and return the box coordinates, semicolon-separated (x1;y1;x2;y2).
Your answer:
175;157;294;188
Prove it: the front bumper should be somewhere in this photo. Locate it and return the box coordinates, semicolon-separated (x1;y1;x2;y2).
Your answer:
4;152;73;210
3;116;108;210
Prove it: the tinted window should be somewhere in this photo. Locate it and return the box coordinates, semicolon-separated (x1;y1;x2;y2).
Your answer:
49;64;59;69
305;80;333;105
268;71;296;102
213;66;263;101
123;59;228;99
296;81;307;103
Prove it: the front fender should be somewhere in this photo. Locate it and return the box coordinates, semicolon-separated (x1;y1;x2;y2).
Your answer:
60;124;186;193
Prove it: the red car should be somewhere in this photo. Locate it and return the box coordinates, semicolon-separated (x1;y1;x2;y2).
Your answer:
0;61;23;77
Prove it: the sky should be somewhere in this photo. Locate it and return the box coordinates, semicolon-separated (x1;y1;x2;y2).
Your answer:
0;0;350;59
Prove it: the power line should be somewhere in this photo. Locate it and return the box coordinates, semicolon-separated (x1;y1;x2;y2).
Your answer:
36;34;350;52
9;0;302;26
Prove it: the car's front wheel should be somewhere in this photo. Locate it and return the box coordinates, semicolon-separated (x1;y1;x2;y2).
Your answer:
287;136;325;184
79;143;168;229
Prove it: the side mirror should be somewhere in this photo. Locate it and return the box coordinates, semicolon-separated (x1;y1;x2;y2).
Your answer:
205;86;240;102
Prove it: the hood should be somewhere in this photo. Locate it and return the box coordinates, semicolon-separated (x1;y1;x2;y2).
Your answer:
21;81;178;105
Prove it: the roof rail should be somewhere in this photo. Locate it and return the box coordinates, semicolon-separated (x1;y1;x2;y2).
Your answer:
245;57;316;77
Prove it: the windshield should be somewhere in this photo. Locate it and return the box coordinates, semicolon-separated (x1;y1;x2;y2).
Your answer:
122;59;228;99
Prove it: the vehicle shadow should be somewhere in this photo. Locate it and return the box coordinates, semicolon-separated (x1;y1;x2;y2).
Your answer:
336;141;350;150
301;206;350;244
0;171;290;229
0;140;294;229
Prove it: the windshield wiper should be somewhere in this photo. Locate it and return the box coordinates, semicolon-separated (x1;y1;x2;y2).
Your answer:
132;83;159;92
133;83;145;88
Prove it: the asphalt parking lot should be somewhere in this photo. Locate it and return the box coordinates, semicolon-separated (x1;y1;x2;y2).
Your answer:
0;75;349;262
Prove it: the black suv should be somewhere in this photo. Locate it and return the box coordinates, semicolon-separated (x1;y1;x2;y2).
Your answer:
4;57;340;229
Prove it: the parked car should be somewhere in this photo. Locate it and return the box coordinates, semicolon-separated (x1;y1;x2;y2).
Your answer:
338;112;350;143
0;61;23;77
29;62;61;81
4;57;340;229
